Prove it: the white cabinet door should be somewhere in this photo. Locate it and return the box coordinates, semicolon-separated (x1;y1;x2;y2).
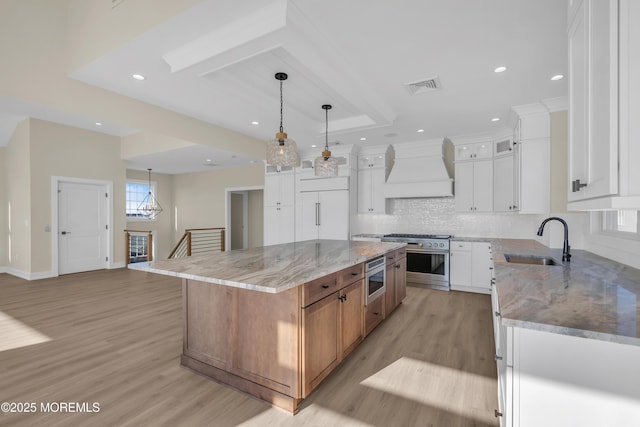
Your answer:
494;155;515;212
455;162;475;212
471;242;492;291
474;159;493;212
263;205;295;245
318;190;349;240
299;192;320;241
298;190;349;241
357;169;372;213
264;172;295;206
568;0;619;202
371;168;387;213
450;249;472;287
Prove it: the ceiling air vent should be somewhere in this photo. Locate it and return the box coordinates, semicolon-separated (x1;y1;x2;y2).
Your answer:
405;76;442;95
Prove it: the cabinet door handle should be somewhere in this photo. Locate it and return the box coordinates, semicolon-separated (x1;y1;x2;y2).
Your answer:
495;409;503;418
315;202;320;226
572;179;588;192
494;354;503;361
495;311;501;317
373;312;380;316
396;264;401;269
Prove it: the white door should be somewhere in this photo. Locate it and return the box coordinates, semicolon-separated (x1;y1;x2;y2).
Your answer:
58;182;108;275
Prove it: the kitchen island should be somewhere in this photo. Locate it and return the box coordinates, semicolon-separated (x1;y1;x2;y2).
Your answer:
129;239;406;413
489;239;640;426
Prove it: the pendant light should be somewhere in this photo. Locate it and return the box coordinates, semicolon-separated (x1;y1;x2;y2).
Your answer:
266;72;300;167
314;104;338;177
137;169;163;219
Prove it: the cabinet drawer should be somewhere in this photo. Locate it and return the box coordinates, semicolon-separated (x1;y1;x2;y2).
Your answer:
450;241;472;251
364;296;385;336
395;247;406;260
302;274;338;307
337;263;364;288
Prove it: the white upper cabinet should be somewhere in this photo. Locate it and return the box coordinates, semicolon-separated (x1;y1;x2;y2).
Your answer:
568;0;640;209
263;167;296;245
511;104;551;214
357;145;392;214
455;141;493;161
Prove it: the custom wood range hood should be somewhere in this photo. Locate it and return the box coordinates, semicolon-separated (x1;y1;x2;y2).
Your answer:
383;139;454;199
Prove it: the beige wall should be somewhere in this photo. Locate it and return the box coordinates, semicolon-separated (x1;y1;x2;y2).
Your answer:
125;169;175;259
248;190;264;248
5;119;32;272
172;165;264;243
550;110;569;212
0;147;7;267
29;119;126;273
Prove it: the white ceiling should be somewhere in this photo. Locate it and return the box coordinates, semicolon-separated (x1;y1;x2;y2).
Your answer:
2;0;568;173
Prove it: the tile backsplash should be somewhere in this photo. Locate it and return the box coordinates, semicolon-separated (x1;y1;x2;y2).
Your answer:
353;198;587;248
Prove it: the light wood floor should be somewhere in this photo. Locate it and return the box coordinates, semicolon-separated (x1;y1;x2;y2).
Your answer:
0;270;498;427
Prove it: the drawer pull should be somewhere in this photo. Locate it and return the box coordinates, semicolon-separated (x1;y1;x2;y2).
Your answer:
322;285;330;289
351;272;358;276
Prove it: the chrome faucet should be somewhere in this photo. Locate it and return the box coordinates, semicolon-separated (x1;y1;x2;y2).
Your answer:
536;217;571;262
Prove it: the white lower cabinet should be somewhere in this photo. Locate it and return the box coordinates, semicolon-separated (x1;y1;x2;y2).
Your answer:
450;241;493;293
298;190;350;241
492;288;640;427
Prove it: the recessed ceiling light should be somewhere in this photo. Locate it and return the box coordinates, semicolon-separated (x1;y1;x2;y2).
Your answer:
551;74;564;81
417;129;425;133
205;158;212;162
251;121;259;125
132;74;145;80
491;117;500;122
494;66;507;73
311;144;317;148
95;122;102;126
360;137;367;141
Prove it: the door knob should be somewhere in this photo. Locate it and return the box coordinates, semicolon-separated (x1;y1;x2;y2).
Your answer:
61;231;70;235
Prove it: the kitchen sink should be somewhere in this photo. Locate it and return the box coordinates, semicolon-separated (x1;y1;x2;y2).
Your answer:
504;254;560;266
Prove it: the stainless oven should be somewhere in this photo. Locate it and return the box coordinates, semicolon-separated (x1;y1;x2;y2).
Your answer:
365;257;386;305
382;234;451;291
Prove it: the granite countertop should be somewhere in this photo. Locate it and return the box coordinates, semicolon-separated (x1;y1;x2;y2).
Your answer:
490;239;640;347
129;239;405;294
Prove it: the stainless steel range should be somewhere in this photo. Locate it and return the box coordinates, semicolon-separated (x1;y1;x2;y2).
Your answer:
381;234;451;291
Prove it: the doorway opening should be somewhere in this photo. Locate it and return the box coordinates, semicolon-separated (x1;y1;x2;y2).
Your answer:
225;186;263;250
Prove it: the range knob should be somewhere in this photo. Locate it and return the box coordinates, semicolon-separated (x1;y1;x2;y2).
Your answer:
427;242;432;247
439;243;444;247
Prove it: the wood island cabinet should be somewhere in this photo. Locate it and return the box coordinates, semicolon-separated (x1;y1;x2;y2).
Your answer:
180;256;399;414
384;248;407;317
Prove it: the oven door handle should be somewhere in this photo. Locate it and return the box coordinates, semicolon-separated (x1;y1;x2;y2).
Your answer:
406;242;424;248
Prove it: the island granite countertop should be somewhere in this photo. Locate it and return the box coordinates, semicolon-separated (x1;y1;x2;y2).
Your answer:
128;239;405;294
490;238;640;347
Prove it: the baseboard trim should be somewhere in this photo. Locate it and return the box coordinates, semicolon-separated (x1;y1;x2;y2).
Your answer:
109;262;126;269
2;268;56;281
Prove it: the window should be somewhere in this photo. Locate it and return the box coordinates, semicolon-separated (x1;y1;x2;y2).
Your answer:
601;210;639;237
126;180;156;220
128;234;149;263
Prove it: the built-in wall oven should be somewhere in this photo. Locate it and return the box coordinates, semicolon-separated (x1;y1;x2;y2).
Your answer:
365;257;386;305
381;234;451;291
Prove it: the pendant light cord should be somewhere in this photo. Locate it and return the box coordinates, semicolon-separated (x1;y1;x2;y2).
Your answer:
147;169;152;195
279;80;284;134
324;107;329;151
